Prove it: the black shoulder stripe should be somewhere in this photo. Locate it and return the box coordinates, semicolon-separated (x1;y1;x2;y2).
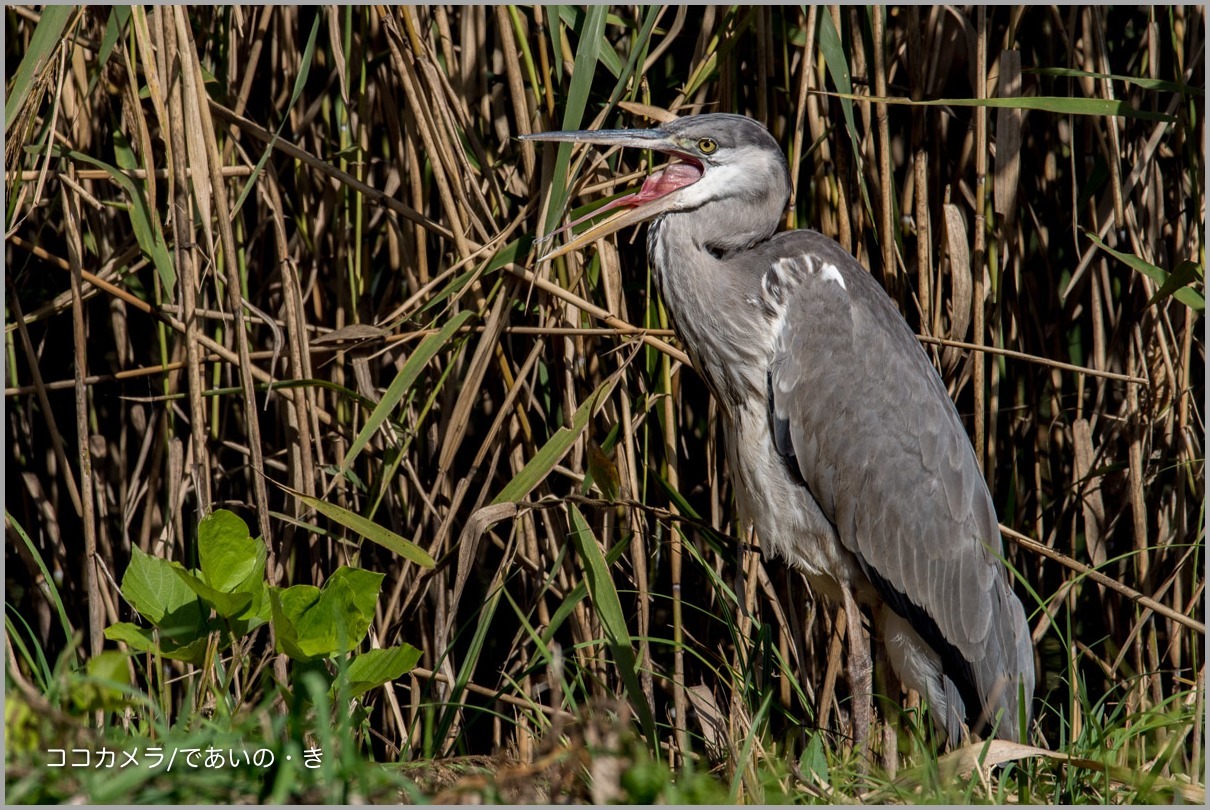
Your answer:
767;368;806;487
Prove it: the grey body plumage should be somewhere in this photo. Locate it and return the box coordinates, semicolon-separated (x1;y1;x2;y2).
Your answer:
524;113;1034;745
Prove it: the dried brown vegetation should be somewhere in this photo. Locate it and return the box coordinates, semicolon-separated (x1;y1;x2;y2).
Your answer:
5;5;1205;802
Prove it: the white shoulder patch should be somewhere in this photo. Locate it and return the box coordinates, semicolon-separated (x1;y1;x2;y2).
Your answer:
761;253;847;321
770;257;797;280
781;253;847;290
820;262;846;289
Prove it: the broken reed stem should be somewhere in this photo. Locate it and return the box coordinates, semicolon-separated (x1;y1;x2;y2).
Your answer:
62;182;103;659
1001;525;1204;635
972;6;989;474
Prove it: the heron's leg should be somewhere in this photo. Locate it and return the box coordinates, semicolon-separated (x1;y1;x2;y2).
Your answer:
842;585;872;762
874;640;900;776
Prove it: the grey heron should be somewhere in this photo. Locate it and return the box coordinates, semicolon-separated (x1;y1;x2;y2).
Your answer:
522;113;1035;749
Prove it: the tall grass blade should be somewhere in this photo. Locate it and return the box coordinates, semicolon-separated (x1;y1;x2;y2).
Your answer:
96;7;131;79
275;481;436;568
543;4;609;234
4;5;73;128
491;372;620;505
1026;66;1204;96
340;309;476;472
830;91;1180;123
816;10;877;231
231;13;322;216
6;512;75;645
567;503;657;746
67;145;176;296
1086;231;1205;311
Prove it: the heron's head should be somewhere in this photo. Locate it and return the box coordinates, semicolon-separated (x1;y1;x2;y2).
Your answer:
523;113;791;260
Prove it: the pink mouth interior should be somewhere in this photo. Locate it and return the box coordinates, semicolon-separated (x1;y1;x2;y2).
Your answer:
546;160;703;239
618;162;703;206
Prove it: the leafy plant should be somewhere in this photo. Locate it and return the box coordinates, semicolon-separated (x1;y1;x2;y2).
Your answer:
106;509;421;701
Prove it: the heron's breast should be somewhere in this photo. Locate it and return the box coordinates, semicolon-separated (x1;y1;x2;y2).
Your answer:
725;404;855;593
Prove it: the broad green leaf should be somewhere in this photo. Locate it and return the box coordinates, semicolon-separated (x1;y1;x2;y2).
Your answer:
102;621;210;665
341;308;476;471
492;374;619;505
326;566;384;624
197;509;266;592
161;636;211;664
222;532;272;629
1086;232;1205;312
798;733;830;785
73;650;132;713
226;589;271;636
227;554;271;632
269;584;323;660
103;622;155;654
5;5;74;128
299;576;366;656
85;651;130;689
172;567;253;619
269;567;384;661
296;573;363;658
120;546;205;642
338;645;423;699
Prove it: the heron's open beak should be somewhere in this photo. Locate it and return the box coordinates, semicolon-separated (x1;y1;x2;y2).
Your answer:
520;127;703;261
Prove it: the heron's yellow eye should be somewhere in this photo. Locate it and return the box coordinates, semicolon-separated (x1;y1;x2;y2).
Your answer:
697;138;718;155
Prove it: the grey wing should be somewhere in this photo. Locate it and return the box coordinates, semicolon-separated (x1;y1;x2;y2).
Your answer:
763;231;1034;739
